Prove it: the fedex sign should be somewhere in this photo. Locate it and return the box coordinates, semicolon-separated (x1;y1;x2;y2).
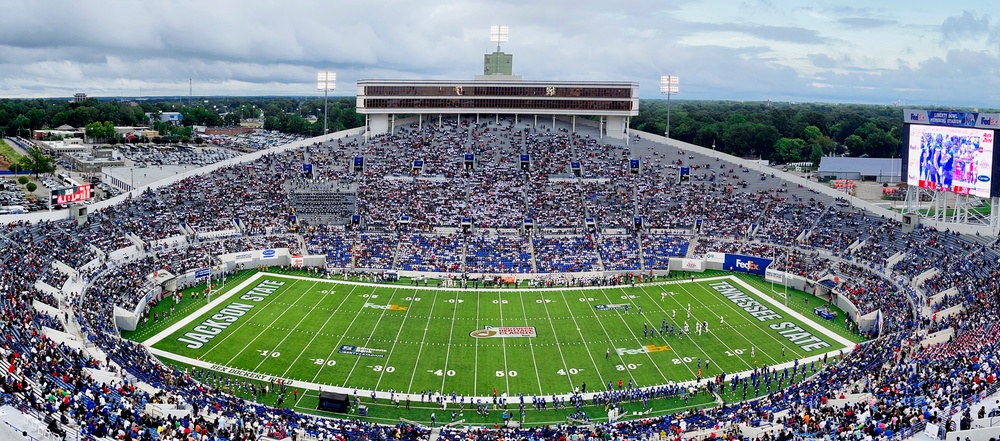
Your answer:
723;254;772;275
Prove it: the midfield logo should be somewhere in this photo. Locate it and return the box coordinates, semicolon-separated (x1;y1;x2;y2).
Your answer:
470;326;536;338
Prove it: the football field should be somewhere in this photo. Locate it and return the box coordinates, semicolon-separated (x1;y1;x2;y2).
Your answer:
144;272;855;402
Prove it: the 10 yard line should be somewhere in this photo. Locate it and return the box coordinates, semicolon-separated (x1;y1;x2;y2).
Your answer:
220;279;312;366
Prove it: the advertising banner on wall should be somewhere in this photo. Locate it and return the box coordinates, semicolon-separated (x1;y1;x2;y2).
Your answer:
705;252;725;263
723;253;773;275
679;258;704;271
764;268;787;283
233;251;253;263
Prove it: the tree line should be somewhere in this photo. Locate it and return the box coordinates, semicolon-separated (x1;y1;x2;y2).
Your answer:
0;96;365;140
630;101;911;164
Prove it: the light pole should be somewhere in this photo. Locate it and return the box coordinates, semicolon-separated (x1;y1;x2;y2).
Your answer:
660;75;679;139
317;72;336;136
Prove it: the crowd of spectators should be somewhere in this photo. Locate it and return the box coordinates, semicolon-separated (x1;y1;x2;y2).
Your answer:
1;118;1000;441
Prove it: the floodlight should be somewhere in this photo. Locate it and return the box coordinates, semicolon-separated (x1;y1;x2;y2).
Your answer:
660;75;680;138
317;71;336;135
490;25;509;43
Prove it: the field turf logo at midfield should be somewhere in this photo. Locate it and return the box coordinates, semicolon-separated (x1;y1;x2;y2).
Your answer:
338;345;387;358
470;326;536;338
616;344;670;355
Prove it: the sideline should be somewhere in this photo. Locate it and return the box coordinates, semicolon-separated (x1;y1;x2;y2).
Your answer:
143;273;856;403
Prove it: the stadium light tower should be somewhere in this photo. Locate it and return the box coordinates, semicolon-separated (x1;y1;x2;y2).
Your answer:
660;75;679;139
490;24;509;52
317;71;336;135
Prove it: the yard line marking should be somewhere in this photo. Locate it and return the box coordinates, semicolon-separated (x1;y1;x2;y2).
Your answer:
673;281;779;367
280;284;359;379
438;290;459;395
518;289;544;394
309;287;388;384
498;292;510;394
239;281;323;370
557;290;605;391
374;288;421;391
343;287;399;386
473;290;480;396
205;277;305;363
592;287;670;385
639;284;710;377
536;290;572;395
406;289;440;393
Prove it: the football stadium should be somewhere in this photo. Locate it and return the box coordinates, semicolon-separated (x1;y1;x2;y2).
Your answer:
2;31;1000;441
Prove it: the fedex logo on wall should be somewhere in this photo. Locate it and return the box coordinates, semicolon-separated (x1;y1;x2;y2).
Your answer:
723;253;772;275
735;259;759;272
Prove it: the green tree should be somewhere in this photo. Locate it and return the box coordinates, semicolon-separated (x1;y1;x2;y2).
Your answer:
19;146;54;177
17;176;28;185
844;134;864;153
773;137;807;163
25;182;36;192
809;144;824;167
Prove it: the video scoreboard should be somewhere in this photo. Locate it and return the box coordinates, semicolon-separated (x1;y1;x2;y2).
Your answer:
901;109;1000;198
51;184;93;206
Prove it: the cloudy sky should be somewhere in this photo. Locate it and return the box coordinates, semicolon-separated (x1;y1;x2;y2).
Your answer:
1;0;998;106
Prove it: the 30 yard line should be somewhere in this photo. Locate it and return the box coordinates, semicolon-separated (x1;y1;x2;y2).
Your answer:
406;289;440;393
281;284;359;380
639;285;709;378
309;286;384;384
592;287;670;385
343;287;400;386
557;290;605;391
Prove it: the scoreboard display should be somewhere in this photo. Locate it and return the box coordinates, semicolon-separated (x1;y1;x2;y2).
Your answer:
51;184;92;206
901;109;1000;198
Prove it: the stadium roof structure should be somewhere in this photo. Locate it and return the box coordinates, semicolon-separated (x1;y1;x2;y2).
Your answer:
356;78;639;140
817;157;901;182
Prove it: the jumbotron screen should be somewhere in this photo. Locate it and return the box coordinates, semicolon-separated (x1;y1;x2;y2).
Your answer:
906;124;995;197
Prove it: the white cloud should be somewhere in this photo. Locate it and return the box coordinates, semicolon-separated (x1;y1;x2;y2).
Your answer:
0;0;994;106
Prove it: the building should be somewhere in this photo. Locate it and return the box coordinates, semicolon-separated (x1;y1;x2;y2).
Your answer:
146;112;183;126
817;157;902;182
72;93;87;103
356;44;638;140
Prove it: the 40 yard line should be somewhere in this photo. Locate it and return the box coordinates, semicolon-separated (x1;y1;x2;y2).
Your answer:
406;289;440;393
558;290;605;391
498;292;510;394
518;289;544;394
438;290;460;395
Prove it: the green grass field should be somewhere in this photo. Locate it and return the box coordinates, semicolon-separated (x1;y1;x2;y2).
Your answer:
141;271;857;413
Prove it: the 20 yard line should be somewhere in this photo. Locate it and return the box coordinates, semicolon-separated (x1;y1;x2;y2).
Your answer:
406;289;440;393
246;281;325;373
280;284;359;380
591;287;670;385
343;287;400;386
